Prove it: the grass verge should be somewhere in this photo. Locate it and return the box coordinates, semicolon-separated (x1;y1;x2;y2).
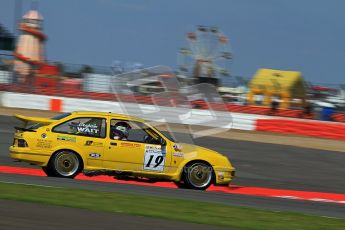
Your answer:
0;182;344;230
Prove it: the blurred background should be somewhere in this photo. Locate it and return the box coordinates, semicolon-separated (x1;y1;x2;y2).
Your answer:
0;0;344;122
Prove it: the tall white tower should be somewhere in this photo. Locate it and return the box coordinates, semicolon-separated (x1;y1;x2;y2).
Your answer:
14;10;46;76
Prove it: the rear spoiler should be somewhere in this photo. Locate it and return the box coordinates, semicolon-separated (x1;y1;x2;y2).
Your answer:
14;126;37;132
14;114;56;127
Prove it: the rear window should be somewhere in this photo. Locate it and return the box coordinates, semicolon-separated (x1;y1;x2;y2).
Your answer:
25;113;72;130
51;113;71;120
27;123;45;130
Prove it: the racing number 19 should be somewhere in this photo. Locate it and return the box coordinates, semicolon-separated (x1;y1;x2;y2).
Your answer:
144;145;165;172
145;155;164;168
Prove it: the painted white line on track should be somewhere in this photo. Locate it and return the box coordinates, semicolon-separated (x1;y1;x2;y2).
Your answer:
274;195;300;200
273;195;345;205
0;180;62;189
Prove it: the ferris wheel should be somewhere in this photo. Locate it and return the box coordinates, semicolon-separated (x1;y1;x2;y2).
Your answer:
178;26;232;82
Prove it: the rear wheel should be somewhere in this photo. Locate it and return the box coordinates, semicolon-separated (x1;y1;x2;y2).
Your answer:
47;150;82;178
182;162;213;190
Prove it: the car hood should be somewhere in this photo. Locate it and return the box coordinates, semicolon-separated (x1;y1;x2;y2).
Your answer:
176;142;225;158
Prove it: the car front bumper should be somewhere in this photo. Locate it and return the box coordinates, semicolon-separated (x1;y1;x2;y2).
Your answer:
213;166;235;185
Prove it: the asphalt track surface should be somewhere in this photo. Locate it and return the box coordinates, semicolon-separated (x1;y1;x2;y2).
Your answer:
1;115;345;225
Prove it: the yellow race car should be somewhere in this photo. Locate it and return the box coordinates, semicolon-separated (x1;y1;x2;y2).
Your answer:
9;111;235;190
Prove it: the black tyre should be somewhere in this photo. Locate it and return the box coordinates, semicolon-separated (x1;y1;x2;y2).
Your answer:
173;181;188;189
48;150;82;178
41;166;55;177
182;162;213;190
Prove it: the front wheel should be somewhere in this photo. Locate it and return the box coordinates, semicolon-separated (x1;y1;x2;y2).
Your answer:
47;150;82;178
182;162;213;190
174;181;188;189
42;166;55;177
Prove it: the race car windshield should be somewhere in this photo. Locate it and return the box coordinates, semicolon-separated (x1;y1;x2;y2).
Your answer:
159;130;176;142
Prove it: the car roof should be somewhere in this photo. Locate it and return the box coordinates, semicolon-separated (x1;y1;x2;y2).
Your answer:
71;111;145;122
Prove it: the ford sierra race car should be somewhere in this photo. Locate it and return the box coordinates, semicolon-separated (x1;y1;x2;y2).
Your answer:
9;111;235;190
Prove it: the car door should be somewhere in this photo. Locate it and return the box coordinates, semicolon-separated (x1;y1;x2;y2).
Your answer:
51;116;107;169
103;119;170;173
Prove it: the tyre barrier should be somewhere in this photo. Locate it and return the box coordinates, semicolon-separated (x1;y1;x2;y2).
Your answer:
256;119;345;140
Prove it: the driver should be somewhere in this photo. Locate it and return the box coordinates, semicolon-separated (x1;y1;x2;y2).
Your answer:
110;121;131;140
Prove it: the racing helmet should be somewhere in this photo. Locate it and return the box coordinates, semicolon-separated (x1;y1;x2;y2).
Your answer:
111;121;131;139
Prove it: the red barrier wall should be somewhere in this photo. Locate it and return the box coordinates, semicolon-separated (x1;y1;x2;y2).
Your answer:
256;119;345;140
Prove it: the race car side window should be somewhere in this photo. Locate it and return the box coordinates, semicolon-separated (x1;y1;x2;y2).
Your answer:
110;119;145;142
110;119;163;144
53;117;106;138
